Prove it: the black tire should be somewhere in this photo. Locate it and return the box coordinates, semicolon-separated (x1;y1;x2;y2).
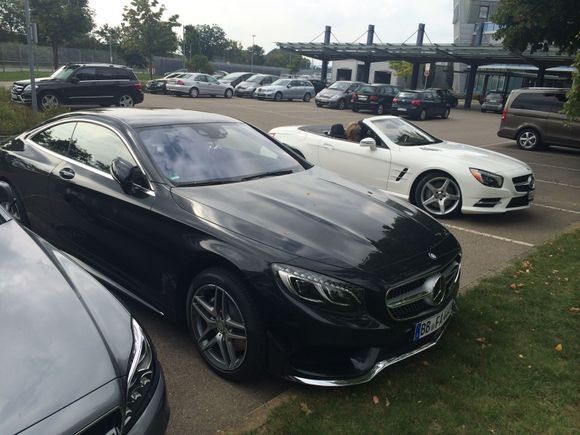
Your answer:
224;88;233;98
441;107;450;119
316;102;322;107
337;99;346;110
38;92;60;110
418;109;427;121
352;107;359;112
481;108;486;113
413;171;462;218
0;182;30;227
116;94;134;107
189;87;199;98
186;268;266;381
303;93;311;102
274;92;282;102
376;104;385;115
516;128;543;151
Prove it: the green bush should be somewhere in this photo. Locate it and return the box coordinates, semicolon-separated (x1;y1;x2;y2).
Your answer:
0;88;68;136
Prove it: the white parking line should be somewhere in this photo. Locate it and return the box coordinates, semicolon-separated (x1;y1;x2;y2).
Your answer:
528;162;580;173
536;179;580;189
444;224;534;247
533;203;580;215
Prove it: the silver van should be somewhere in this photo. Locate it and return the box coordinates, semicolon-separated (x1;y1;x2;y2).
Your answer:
497;88;579;150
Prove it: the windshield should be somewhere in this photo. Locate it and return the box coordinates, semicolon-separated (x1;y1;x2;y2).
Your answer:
358;85;375;94
246;75;264;83
221;72;246;81
271;79;290;86
138;122;304;186
370;118;442;146
328;82;352;91
397;91;421;99
50;64;79;80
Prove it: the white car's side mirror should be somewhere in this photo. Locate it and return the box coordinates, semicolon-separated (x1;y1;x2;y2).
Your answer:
360;137;377;151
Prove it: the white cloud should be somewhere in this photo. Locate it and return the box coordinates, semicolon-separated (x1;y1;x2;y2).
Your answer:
90;0;453;52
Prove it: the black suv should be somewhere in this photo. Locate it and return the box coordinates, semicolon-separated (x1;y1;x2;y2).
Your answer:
11;63;144;110
351;84;400;114
392;89;451;120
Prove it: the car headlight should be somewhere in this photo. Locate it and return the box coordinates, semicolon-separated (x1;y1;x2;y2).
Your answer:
272;264;364;312
125;319;155;428
23;85;38;91
469;168;504;188
330;94;340;100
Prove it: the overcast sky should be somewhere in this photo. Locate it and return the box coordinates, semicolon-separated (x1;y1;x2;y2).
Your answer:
90;0;454;52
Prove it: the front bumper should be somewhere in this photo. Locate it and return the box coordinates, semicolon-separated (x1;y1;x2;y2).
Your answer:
481;102;503;112
235;88;256;97
315;98;340;107
127;367;169;435
11;92;31;104
255;92;276;100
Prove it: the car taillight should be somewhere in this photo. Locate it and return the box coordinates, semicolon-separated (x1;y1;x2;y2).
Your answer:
352;93;358;101
411;99;421;106
133;83;142;91
392;97;398;104
177;80;184;85
501;108;507;122
369;95;378;101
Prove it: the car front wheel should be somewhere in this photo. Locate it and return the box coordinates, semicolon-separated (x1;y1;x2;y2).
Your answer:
414;172;462;218
39;92;60;110
517;128;543;151
186;268;266;381
224;88;233;98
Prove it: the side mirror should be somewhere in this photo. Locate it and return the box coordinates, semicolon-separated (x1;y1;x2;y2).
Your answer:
0;181;14;206
111;157;148;195
69;76;79;84
360;137;377;151
287;84;292;88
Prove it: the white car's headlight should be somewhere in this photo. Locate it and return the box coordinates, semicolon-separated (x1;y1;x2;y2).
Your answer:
273;264;364;312
470;168;504;188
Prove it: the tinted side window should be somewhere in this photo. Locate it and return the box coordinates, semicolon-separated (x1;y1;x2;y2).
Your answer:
196;75;208;82
75;67;97;81
95;67;112;80
109;68;130;80
69;123;135;172
511;93;565;112
31;122;76;156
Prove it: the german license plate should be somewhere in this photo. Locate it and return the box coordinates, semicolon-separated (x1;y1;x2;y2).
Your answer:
413;301;453;341
359;96;368;101
398;108;407;112
528;190;535;201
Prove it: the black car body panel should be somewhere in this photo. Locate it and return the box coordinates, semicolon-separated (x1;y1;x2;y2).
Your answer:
11;63;144;107
351;84;400;114
0;108;461;384
392;89;450;119
0;208;168;434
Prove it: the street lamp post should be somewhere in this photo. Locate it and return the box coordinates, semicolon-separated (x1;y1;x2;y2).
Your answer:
251;34;256;72
24;0;37;115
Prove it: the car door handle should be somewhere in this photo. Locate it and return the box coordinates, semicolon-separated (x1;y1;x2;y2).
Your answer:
322;144;334;150
59;167;75;180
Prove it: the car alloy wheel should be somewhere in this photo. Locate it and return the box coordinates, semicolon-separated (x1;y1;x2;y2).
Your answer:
118;94;134;107
0;185;28;226
517;128;541;150
419;109;427;121
190;87;199;98
337;99;345;110
442;108;450;119
303;93;311;102
416;174;461;217
376;104;384;115
224;89;233;98
274;92;282;102
40;93;60;110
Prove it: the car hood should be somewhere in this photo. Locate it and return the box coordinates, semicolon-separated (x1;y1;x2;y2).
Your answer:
0;219;130;434
14;77;56;86
171;167;450;274
237;81;258;89
420;141;532;173
318;88;346;97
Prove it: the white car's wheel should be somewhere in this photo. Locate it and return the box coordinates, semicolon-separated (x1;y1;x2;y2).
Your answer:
414;172;462;218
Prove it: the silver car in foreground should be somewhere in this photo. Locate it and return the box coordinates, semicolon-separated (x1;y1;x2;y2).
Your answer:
255;79;315;102
166;73;234;98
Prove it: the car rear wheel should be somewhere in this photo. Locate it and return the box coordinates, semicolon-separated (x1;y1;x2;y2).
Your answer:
224;89;233;98
337;99;346;110
414;172;462;218
376;104;385;115
0;182;30;226
116;94;134;107
441;107;450;119
186;268;266;381
303;93;311;102
189;87;199;98
517;128;543;151
39;93;60;110
418;109;427;121
274;92;282;102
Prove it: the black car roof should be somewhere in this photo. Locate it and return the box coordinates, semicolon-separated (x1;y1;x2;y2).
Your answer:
54;108;239;128
66;63;133;69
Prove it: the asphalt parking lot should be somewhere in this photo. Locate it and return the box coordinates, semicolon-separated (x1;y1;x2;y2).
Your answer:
125;94;578;434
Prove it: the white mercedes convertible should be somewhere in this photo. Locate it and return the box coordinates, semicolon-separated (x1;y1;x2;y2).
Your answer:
269;116;535;218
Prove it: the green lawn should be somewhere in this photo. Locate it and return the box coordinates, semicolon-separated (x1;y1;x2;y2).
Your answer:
0;71;53;82
249;230;580;435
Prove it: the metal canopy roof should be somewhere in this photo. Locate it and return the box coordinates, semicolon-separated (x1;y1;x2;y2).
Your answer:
276;42;576;68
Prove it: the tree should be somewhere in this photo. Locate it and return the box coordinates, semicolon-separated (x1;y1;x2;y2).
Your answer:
265;49;310;69
223;39;245;64
389;60;413;86
0;0;25;43
186;54;213;74
120;0;180;78
245;44;265;65
287;56;302;75
492;0;579;118
30;0;94;69
189;24;228;60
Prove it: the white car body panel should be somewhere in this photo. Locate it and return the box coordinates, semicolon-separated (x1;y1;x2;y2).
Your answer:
270;116;535;215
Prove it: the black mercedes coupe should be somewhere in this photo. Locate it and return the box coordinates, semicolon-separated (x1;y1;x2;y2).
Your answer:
0;108;461;385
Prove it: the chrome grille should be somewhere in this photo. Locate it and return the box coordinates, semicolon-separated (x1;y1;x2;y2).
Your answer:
12;84;24;94
512;174;534;192
385;258;461;320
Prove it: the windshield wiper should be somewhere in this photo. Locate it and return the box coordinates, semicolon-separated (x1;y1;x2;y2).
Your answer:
241;169;294;182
